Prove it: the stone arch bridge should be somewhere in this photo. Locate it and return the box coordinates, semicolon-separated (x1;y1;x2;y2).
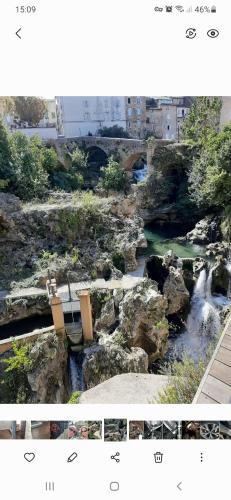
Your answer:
55;136;172;171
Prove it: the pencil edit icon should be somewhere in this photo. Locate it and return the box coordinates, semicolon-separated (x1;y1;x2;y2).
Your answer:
67;452;78;463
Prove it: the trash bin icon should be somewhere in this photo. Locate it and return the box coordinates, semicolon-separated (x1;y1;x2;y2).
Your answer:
154;452;163;463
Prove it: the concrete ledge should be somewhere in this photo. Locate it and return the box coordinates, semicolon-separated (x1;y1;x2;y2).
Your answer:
0;326;55;355
79;373;169;404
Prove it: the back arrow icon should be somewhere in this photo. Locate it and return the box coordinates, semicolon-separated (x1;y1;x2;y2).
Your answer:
16;28;22;39
177;482;182;491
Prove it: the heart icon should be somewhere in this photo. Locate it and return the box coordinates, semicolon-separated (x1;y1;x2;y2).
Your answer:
24;453;35;463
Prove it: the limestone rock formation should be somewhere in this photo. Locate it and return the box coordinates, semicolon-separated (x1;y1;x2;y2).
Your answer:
135;143;194;224
0;292;50;326
82;343;148;389
211;256;230;295
79;373;169;404
27;332;69;403
116;279;169;360
0;193;145;289
145;252;190;316
206;242;228;258
163;266;190;315
186;215;221;244
94;298;116;332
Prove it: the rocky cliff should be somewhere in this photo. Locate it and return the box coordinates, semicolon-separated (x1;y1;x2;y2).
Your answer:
135;142;199;225
0;192;146;290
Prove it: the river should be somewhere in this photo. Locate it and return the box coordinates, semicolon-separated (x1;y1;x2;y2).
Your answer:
144;222;205;259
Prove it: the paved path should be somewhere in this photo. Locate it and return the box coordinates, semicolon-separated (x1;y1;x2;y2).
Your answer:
194;315;231;404
0;276;144;314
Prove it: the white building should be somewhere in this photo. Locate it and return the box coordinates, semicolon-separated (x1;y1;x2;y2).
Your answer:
56;96;127;138
39;98;57;128
220;97;231;129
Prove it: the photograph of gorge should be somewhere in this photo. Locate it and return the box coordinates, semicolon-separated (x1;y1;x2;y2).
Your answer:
0;96;231;404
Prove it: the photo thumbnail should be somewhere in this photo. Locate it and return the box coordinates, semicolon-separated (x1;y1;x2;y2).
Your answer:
0;421;102;439
104;420;127;441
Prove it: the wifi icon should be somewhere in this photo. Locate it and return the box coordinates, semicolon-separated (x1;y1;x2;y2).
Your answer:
175;5;184;11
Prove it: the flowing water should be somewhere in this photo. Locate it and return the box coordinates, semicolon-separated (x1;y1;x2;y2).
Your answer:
133;164;148;183
68;351;85;392
226;261;231;299
153;267;230;370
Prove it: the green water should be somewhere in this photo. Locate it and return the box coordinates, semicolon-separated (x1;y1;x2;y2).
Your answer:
144;224;205;259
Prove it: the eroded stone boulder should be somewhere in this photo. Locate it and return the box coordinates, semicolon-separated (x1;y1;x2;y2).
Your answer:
116;279;169;360
186;215;221;244
94;298;116;332
27;332;69;403
79;373;169;404
163;266;190;315
82;343;148;389
211;256;230;295
0;292;50;326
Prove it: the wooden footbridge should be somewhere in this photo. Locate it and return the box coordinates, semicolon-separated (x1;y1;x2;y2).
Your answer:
194;316;231;404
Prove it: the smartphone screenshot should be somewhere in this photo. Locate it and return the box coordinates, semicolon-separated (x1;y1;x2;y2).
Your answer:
0;0;231;498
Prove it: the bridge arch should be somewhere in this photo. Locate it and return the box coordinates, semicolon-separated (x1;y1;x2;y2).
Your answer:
122;152;147;171
85;145;108;167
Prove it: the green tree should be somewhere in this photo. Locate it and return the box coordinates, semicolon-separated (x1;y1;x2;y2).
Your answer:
156;342;217;404
10;132;48;200
0;340;32;404
188;123;231;209
14;96;47;126
42;147;58;173
71;147;88;170
0;97;15;118
181;96;222;145
0;121;14;188
221;205;231;243
98;125;130;138
99;156;126;192
50;170;84;191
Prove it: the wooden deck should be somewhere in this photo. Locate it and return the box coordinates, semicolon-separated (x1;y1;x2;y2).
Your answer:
193;316;231;404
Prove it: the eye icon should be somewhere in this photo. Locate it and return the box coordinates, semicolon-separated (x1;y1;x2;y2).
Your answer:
207;29;219;38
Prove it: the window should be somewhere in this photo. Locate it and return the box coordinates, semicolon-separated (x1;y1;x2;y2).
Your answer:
137;97;141;104
128;97;131;104
137;108;141;115
167;125;170;130
146;117;150;124
127;108;132;116
83;100;88;108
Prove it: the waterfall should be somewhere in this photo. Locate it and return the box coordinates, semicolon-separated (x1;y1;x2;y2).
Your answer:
226;260;231;299
133;164;148;182
68;351;85;392
186;267;220;338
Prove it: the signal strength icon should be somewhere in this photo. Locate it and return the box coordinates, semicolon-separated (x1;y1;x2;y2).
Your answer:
186;6;192;12
175;5;184;11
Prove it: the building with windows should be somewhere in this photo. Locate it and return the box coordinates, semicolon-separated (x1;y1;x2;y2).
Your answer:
145;96;193;140
125;96;146;139
56;96;127;138
220;96;231;129
39;98;57;128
